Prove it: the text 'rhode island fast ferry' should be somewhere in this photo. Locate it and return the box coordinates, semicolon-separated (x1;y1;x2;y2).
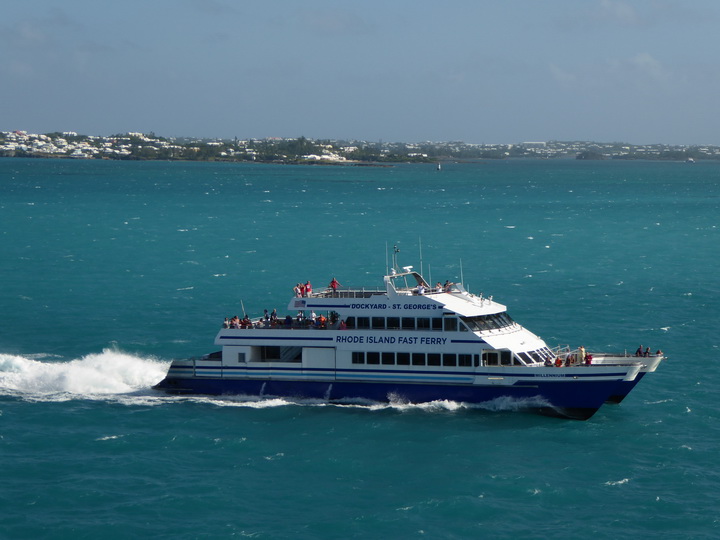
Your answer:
154;258;664;420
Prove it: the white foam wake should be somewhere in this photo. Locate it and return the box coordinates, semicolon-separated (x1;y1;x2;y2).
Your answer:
0;349;170;401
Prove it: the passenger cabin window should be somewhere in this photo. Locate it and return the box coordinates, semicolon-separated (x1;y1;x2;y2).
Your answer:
444;318;458;332
402;318;415;330
482;350;513;366
338;316;471;332
443;354;457;367
382;352;394;365
412;353;425;366
367;352;380;364
500;351;513;366
357;317;370;329
352;351;365;364
397;352;410;365
428;353;441;366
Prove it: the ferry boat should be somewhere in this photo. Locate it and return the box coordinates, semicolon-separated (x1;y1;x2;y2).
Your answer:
154;262;651;420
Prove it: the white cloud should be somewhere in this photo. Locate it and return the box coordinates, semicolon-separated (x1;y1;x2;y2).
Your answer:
629;52;670;82
597;0;639;26
549;63;577;86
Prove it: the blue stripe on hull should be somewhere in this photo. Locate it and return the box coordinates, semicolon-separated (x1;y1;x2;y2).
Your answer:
153;376;619;420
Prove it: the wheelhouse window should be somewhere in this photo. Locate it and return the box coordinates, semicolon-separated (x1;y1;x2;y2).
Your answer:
461;313;517;332
517;352;533;364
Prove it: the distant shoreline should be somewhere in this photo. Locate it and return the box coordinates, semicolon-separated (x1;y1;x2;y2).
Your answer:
2;130;718;162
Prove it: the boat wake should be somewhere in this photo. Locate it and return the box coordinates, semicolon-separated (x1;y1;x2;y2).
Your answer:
0;349;170;403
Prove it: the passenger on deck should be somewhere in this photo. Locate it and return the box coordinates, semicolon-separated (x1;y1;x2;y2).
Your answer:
294;284;302;297
223;318;230;328
305;281;312;296
435;282;443;293
310;310;317;323
299;282;306;297
339;319;347;330
635;345;644;357
318;314;327;328
270;309;278;322
644;347;651;357
329;277;341;295
443;280;453;292
578;345;586;364
417;284;425;295
284;315;293;328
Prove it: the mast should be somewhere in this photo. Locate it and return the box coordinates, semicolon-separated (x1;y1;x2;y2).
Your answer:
419;237;423;277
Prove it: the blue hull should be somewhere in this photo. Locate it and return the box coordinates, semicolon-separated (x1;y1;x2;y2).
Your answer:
153;376;620;420
606;372;647;404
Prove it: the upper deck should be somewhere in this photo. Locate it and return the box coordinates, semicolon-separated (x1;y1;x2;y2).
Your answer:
290;269;507;317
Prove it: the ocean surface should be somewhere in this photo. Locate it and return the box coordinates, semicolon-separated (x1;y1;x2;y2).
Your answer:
1;157;718;539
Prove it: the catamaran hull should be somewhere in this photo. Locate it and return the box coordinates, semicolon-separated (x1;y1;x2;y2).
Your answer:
153;375;622;420
606;372;647;404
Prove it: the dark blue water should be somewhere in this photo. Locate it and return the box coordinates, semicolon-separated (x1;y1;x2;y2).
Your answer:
1;158;719;538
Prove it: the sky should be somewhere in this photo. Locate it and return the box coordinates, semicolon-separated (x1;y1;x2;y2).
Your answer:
2;0;719;145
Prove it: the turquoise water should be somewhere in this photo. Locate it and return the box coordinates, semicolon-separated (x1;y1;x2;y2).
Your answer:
1;158;719;538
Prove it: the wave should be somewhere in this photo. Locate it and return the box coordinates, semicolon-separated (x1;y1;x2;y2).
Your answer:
0;349;170;402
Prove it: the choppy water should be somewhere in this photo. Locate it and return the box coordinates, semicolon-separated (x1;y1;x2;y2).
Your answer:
1;158;719;539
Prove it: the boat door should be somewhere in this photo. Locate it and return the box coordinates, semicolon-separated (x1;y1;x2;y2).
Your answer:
220;347;248;379
474;350;511;385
